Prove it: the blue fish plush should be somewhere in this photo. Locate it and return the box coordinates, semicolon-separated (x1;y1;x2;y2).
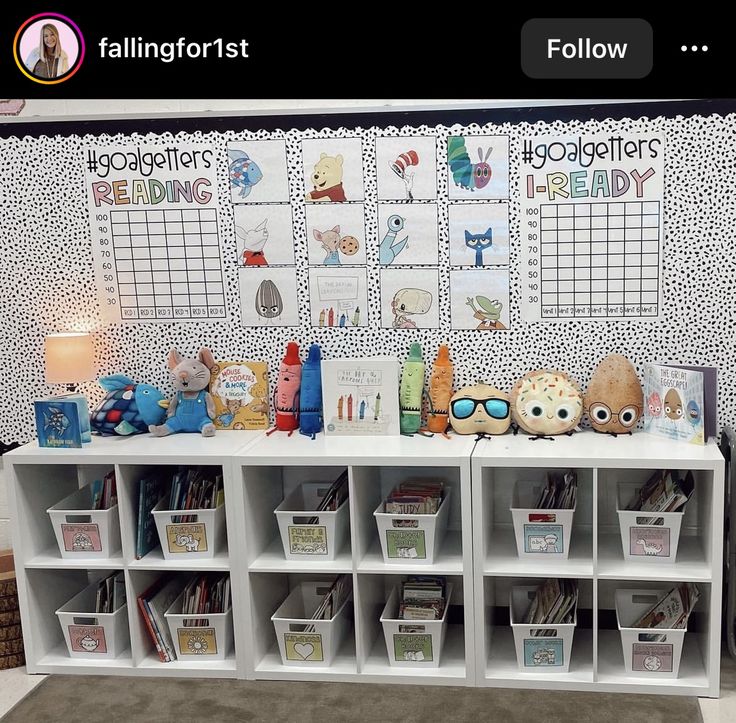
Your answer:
299;344;323;439
90;374;167;436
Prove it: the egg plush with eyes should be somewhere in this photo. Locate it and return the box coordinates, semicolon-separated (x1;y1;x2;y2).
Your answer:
510;369;583;438
584;354;643;435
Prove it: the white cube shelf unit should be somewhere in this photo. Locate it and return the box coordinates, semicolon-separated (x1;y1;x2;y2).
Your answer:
232;433;476;686
472;433;724;697
6;432;263;678
6;429;724;695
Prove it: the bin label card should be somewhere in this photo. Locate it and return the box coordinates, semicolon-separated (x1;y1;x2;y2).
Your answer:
178;627;217;655
69;624;107;653
285;633;323;661
386;529;426;559
288;525;328;555
62;523;102;552
629;526;670;557
523;637;563;666
632;642;673;672
524;523;563;553
393;633;433;662
166;523;208;553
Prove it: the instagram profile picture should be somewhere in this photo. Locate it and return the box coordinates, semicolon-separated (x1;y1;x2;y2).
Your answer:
14;13;85;84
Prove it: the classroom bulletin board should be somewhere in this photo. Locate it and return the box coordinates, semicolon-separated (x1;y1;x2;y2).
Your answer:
1;101;734;442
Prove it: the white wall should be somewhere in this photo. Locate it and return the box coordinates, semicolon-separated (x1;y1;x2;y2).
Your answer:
2;98;643;121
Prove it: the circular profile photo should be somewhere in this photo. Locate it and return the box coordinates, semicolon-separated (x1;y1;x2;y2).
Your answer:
14;13;85;84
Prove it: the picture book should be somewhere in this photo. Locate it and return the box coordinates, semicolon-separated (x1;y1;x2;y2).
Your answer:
643;363;717;445
136;475;165;559
321;357;400;436
209;360;269;430
34;398;82;448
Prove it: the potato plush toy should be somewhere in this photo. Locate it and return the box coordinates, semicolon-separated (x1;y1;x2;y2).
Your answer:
584;354;643;435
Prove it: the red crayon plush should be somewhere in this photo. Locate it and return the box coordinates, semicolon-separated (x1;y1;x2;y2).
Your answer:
268;341;302;435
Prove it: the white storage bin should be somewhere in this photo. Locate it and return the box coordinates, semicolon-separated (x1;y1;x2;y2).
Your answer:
47;484;121;559
164;589;233;660
275;483;349;561
380;583;453;667
373;489;451;565
510;481;575;559
151;499;226;560
271;581;351;666
56;577;129;659
509;586;577;672
615;588;687;677
617;484;684;562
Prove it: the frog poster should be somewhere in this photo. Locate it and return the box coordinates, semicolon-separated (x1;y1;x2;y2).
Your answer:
449;269;510;330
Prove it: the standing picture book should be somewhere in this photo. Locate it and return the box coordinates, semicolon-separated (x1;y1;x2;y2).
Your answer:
321;358;400;435
34;394;92;448
209;361;269;430
643;364;717;445
136;475;165;559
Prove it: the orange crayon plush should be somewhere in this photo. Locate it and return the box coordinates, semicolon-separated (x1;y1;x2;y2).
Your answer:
427;345;454;433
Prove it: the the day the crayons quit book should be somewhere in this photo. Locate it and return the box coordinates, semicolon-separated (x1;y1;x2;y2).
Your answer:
34;394;92;448
209;361;269;430
643;363;717;445
321;358;400;436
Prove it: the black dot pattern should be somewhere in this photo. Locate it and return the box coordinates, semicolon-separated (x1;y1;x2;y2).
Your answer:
2;113;735;443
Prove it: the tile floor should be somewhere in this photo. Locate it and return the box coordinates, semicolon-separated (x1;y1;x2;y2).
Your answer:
0;657;734;719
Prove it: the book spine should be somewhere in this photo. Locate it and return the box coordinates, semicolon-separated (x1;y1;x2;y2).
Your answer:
137;595;166;662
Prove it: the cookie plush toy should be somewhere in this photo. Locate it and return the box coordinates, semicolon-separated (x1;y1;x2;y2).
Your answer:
510;369;583;439
584;354;643;435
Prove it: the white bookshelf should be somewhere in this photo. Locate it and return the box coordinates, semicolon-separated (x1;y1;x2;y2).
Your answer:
232;432;477;686
6;430;724;696
472;432;724;697
5;432;263;678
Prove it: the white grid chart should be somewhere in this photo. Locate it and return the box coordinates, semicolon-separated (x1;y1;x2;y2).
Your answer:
111;209;227;320
540;201;660;318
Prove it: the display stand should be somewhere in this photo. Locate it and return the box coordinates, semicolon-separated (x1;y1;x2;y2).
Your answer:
6;431;723;696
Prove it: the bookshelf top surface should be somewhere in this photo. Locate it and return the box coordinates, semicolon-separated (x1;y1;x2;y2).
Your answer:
473;431;724;468
6;430;263;463
237;430;477;465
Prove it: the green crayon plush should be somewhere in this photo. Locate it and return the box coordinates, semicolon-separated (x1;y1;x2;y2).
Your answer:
399;343;425;435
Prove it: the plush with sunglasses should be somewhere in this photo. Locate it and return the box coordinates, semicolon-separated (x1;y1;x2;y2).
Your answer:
449;383;511;437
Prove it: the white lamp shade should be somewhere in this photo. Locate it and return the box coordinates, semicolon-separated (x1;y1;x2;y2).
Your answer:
44;333;95;384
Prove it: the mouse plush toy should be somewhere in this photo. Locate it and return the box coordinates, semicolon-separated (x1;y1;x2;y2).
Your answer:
149;348;217;437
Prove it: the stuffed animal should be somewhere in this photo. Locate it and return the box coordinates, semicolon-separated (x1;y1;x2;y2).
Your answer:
584;354;643;436
149;348;217;437
510;369;583;439
300;344;323;439
426;345;453;434
399;343;425;435
268;341;302;435
449;383;510;437
90;374;167;436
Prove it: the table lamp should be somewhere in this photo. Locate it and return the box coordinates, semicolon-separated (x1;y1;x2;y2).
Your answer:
41;332;95;443
44;333;95;392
